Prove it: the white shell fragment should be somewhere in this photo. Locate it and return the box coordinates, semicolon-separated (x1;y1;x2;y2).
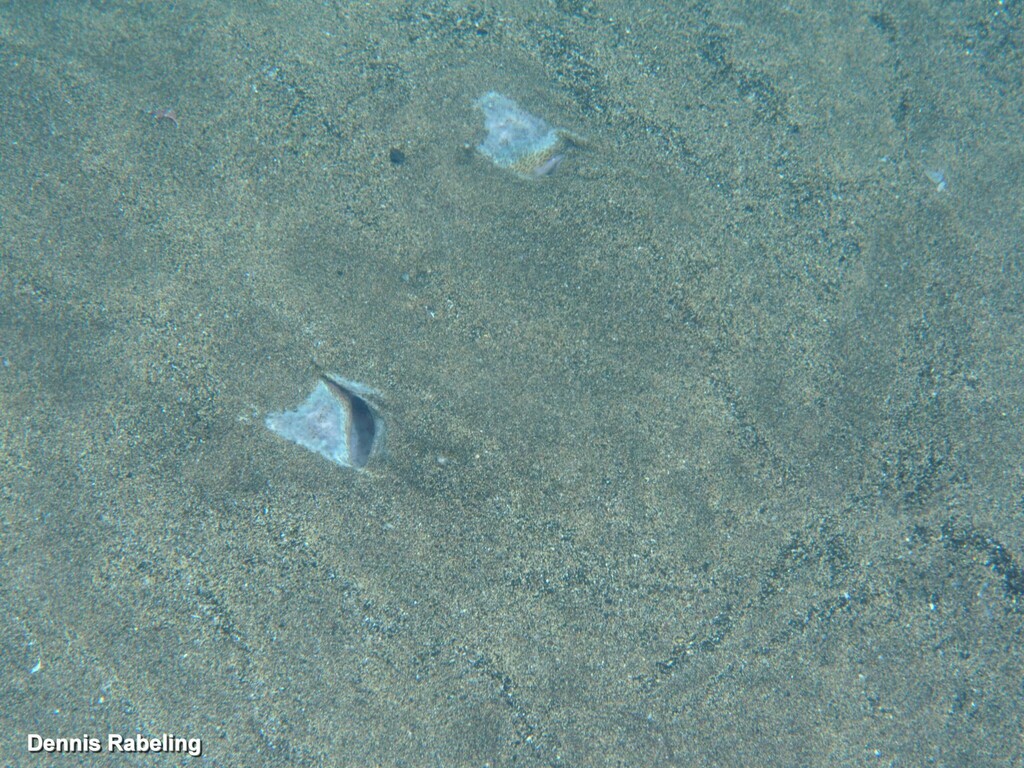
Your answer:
265;374;383;470
475;91;574;178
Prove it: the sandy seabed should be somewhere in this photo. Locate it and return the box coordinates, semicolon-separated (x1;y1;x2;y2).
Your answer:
1;1;1022;765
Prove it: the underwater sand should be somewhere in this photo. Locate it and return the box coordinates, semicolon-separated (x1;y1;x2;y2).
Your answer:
1;1;1022;765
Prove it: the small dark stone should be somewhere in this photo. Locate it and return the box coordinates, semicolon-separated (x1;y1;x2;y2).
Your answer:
389;148;406;165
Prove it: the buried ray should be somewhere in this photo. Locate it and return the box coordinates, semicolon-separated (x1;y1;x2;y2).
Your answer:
474;91;580;178
265;374;383;470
